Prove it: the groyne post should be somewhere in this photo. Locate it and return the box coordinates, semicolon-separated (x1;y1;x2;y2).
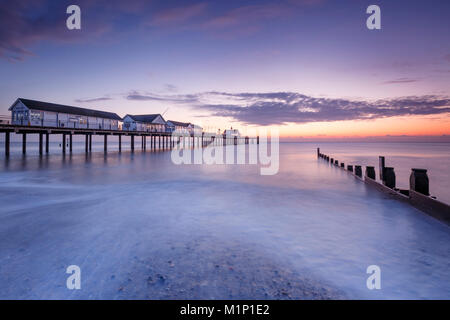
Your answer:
347;165;353;172
383;167;396;189
410;169;429;196
379;156;385;181
355;165;362;177
365;166;376;180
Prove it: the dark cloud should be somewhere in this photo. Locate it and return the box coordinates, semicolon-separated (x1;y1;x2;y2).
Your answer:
0;0;318;61
126;91;198;103
382;78;419;84
164;84;178;92
75;97;113;103
149;3;208;26
121;91;450;126
191;92;450;125
0;0;149;61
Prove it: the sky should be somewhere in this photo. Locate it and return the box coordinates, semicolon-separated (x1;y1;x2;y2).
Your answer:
0;0;449;140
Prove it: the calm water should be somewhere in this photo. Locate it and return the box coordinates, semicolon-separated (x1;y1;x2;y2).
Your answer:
0;143;449;299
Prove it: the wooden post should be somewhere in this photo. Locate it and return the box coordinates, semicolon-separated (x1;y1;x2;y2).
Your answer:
46;133;49;153
5;131;10;156
383;167;396;189
365;166;376;180
355;165;362;177
89;134;92;152
62;134;66;154
85;134;88;152
119;135;122;152
104;134;107;152
159;135;161;149
69;134;73;153
39;132;43;155
22;133;26;154
131;135;134;151
379;156;385;182
410;168;429;196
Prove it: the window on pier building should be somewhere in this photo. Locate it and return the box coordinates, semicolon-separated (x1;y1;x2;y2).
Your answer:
30;111;41;121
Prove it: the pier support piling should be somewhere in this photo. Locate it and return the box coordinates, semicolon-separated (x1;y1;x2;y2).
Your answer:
85;134;88;152
131;135;134;151
62;134;66;154
104;135;108;152
46;133;49;153
5;131;10;156
22;133;26;154
39;132;43;155
69;134;72;153
119;135;122;152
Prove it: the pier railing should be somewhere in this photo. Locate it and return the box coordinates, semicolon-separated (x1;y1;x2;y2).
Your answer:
316;147;450;225
0;123;258;156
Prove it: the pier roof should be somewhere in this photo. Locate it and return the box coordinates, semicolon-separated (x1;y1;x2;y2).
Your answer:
167;120;191;127
125;114;166;123
10;98;122;120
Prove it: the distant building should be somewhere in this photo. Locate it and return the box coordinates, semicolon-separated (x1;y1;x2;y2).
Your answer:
166;120;192;134
122;114;166;132
192;124;203;135
8;98;121;129
224;128;240;137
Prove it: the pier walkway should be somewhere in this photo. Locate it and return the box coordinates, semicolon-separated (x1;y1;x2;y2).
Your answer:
0;124;256;156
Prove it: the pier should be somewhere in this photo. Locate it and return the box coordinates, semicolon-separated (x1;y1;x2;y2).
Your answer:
0;123;257;156
317;148;450;225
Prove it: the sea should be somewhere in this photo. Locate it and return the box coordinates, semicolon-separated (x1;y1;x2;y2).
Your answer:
0;140;449;299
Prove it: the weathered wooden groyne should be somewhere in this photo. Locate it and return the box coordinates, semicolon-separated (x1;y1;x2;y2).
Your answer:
0;123;258;156
317;148;450;225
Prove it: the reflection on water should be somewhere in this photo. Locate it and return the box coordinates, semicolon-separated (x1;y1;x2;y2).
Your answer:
0;143;449;299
